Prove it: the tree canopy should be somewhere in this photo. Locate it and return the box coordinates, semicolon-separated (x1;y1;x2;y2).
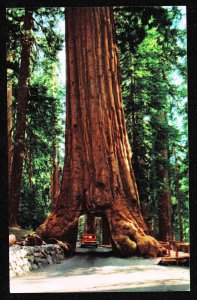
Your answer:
7;6;188;243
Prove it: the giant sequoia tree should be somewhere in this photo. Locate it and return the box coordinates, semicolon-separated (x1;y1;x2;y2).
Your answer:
37;7;164;257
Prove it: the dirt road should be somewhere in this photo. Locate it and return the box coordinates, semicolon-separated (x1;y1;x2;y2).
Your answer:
10;247;190;293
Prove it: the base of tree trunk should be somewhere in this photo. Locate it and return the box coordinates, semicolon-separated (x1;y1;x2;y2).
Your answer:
104;203;165;257
36;205;79;251
36;204;165;257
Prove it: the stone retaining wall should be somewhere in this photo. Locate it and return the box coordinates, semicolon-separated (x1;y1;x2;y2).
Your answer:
9;244;65;278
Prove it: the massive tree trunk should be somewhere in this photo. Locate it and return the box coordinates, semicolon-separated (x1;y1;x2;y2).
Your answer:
9;9;34;227
37;7;164;257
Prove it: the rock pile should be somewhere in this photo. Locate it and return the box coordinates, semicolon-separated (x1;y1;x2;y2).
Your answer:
9;244;65;278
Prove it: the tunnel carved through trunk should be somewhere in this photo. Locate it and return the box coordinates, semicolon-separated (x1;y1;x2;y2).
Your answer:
37;7;164;257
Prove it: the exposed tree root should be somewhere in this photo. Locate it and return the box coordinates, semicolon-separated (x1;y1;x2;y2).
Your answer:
36;204;165;258
36;205;80;251
105;203;165;257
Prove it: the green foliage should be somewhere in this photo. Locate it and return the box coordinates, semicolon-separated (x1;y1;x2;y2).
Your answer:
17;76;65;229
114;6;189;241
77;215;86;240
18;175;51;230
8;6;188;240
7;7;65;229
32;8;65;62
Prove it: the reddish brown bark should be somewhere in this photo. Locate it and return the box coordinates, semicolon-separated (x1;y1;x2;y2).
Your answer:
154;112;173;242
51;65;60;210
174;146;183;242
51;143;60;210
37;7;164;257
7;52;13;187
9;9;34;227
158;148;173;242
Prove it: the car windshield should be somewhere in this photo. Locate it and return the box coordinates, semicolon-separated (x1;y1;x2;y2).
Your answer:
82;235;95;238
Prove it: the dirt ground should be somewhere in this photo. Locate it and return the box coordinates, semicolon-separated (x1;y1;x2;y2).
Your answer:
10;247;190;293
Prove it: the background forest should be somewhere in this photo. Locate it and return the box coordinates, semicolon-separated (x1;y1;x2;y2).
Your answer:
7;6;188;243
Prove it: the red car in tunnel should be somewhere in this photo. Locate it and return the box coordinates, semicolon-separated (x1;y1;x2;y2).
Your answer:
80;234;98;248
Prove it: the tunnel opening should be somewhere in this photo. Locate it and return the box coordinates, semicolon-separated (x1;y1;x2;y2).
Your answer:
77;213;111;248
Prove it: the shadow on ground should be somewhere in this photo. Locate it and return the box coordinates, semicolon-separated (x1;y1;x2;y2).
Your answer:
10;247;190;293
